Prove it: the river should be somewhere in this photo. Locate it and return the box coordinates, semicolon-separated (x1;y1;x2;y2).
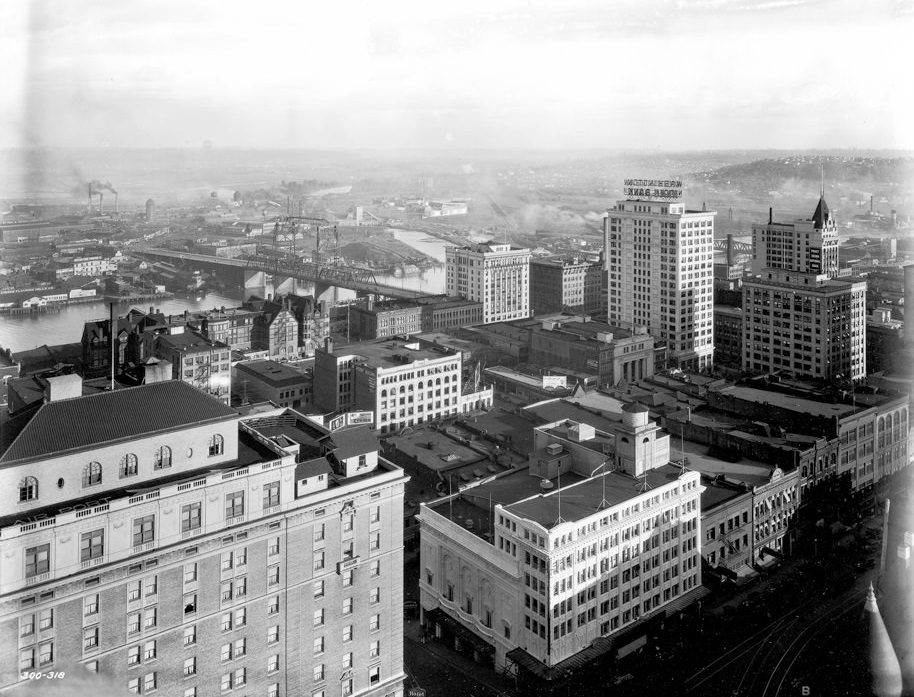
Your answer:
0;228;454;353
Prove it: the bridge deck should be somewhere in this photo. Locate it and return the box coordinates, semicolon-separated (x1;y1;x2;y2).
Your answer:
131;248;429;299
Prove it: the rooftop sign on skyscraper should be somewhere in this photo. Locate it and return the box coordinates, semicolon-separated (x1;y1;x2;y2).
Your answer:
623;178;683;201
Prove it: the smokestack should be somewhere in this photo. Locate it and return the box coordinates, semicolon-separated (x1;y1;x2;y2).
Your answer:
115;192;119;214
726;233;734;266
110;302;117;391
88;183;93;211
905;265;914;347
324;337;334;353
769;207;773;225
99;192;104;215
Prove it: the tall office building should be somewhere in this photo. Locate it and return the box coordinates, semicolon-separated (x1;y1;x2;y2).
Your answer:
604;179;716;371
750;196;839;275
743;195;866;381
529;256;603;316
1;380;408;697
445;243;531;324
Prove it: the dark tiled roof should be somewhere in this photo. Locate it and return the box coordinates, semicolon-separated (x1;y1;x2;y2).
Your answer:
323;424;379;459
0;381;238;465
295;456;333;480
811;195;831;229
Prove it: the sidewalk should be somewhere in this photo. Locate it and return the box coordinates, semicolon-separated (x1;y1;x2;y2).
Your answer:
402;614;513;697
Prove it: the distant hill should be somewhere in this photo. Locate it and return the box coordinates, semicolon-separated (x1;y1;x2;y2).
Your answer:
690;155;914;198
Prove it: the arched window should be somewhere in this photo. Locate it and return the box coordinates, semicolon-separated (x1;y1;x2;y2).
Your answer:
381;389;387;398
154;446;172;470
83;462;103;487
18;476;38;502
208;434;224;457
120;453;138;478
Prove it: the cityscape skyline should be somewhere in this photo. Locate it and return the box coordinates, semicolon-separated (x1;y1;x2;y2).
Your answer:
2;0;913;152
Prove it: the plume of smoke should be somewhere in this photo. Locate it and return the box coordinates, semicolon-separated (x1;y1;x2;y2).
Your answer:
88;180;117;194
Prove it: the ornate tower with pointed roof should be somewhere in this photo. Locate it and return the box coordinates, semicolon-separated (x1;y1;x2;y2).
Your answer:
751;192;839;277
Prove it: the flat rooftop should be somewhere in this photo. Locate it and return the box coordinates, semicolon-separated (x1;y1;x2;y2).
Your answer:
235;360;308;386
156;331;228;352
385;428;485;472
350;338;457;368
678;437;776;487
506;464;687;530
717;385;861;419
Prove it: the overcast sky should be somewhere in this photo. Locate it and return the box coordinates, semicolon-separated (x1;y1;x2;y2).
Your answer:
1;0;912;151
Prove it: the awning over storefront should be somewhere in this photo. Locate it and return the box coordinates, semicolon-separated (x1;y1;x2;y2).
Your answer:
425;607;495;656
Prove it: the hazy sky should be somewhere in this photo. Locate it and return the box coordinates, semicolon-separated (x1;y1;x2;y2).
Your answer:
1;0;912;151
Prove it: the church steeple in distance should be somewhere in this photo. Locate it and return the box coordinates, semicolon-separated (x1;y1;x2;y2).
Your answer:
865;582;903;697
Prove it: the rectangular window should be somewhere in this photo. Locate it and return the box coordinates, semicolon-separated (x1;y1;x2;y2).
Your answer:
313;580;325;598
143;673;156;693
369;666;380;686
128;612;141;634
268;537;280;556
370;532;381;551
263;481;280;508
313;636;324;655
343;598;353;615
343;625;353;642
268;684;279;697
313;664;324;682
370;640;380;658
370;614;380;632
143;640;157;661
225;491;244;519
268;565;280;586
370;560;380;577
268;625;279;644
128;580;142;601
234;608;246;627
83;626;98;650
220;673;231;692
20;614;34;637
184;563;197;584
39;608;53;631
233;667;246;687
313;551;325;572
268;595;280;615
268;654;279;673
370;587;380;604
143;607;157;629
133;516;155;546
220;613;232;632
38;641;53;666
234;638;246;658
181;503;202;532
184;593;197;615
342;569;353;587
19;648;35;672
128;646;141;666
84;593;99;617
183;657;196;677
25;544;50;577
80;529;104;562
313;609;324;627
221;643;232;662
183;626;196;646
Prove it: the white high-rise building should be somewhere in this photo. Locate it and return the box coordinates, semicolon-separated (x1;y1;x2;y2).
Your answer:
445;243;531;324
604;179;716;371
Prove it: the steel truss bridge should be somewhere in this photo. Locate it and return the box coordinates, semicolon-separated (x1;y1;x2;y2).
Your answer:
131;248;430;300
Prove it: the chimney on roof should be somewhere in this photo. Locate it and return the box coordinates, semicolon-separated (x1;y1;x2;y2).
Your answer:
44;374;83;403
325;337;334;353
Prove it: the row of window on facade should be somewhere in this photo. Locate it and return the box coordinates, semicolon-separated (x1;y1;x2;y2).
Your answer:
22;486;280;579
17;435;225;503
